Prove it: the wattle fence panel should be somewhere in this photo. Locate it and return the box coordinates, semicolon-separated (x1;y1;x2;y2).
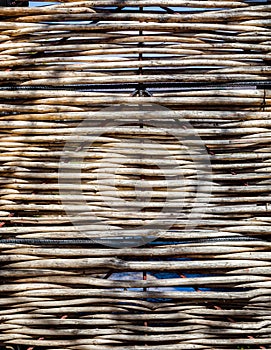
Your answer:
0;1;271;349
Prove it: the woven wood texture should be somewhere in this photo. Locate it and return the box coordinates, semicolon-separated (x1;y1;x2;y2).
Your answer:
1;1;271;349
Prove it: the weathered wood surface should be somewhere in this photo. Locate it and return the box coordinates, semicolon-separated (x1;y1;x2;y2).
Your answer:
1;0;271;349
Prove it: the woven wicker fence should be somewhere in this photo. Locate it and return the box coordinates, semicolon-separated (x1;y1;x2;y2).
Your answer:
1;0;271;349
